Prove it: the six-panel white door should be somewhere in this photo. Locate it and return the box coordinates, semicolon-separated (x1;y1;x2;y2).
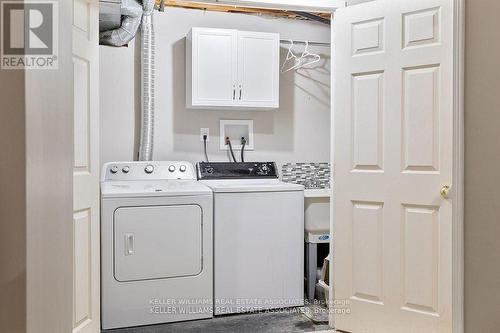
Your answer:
237;31;279;108
73;0;100;332
190;28;238;107
333;0;453;332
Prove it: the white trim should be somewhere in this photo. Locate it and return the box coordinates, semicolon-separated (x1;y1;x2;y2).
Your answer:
328;11;337;330
452;0;465;332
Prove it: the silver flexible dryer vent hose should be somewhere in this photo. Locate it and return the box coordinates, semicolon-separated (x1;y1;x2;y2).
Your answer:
99;0;142;47
139;0;155;161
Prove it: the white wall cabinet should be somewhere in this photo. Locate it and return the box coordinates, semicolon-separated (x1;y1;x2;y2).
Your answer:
186;27;279;109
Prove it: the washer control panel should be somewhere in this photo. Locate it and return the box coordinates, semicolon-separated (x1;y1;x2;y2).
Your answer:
101;161;196;181
197;162;278;180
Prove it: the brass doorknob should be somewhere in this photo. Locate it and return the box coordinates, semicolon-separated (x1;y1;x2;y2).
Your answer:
440;185;451;199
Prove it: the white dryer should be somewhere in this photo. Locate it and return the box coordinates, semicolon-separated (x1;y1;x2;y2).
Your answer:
101;161;213;330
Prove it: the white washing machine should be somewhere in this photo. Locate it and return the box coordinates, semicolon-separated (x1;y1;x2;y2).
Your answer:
101;161;213;330
197;162;304;315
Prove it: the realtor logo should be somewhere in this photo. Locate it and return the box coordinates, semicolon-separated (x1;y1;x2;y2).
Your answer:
1;1;58;69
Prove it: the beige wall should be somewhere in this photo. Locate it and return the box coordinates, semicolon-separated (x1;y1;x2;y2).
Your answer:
0;53;27;333
465;1;500;332
100;7;331;166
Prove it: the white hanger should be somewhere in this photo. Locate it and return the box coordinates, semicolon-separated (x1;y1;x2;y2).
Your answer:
297;41;321;69
280;40;301;73
281;40;321;73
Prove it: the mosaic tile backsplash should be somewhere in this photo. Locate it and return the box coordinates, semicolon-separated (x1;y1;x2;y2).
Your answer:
281;163;331;189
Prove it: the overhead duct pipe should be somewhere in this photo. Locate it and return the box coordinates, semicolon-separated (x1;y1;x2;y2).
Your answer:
99;0;143;46
138;0;156;161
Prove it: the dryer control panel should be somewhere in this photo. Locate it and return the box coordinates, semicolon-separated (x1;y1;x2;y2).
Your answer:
197;162;278;180
101;161;196;181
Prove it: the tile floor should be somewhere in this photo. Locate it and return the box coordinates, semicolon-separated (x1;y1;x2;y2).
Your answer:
103;305;331;333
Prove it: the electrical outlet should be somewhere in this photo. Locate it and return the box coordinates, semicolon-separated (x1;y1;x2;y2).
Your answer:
200;128;209;142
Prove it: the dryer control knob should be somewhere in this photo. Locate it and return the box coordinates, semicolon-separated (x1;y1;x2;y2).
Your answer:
144;165;154;174
179;165;187;172
122;166;130;173
110;166;118;174
168;165;176;172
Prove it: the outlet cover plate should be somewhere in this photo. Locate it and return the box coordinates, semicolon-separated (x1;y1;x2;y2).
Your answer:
200;128;209;142
220;119;254;151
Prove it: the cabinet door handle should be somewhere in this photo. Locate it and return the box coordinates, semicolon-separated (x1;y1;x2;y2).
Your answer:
239;87;242;100
233;88;236;100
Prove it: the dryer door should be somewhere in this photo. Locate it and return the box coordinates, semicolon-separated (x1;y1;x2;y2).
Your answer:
113;205;203;282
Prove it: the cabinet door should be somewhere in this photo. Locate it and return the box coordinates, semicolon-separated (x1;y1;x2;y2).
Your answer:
191;28;237;107
237;31;279;108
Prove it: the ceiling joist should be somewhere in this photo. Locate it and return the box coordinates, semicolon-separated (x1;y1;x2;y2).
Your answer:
155;0;331;23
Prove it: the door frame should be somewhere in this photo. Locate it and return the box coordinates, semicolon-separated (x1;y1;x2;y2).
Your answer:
328;0;465;332
451;1;465;332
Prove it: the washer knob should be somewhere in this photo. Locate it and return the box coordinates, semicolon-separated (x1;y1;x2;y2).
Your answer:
122;166;130;173
259;164;269;175
168;165;176;172
110;166;119;174
179;165;187;172
144;165;154;174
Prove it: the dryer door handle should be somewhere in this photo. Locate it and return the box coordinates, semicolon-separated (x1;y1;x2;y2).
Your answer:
125;233;134;256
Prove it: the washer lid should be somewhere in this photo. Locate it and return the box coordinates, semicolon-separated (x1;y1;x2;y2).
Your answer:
200;179;304;193
101;180;212;198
